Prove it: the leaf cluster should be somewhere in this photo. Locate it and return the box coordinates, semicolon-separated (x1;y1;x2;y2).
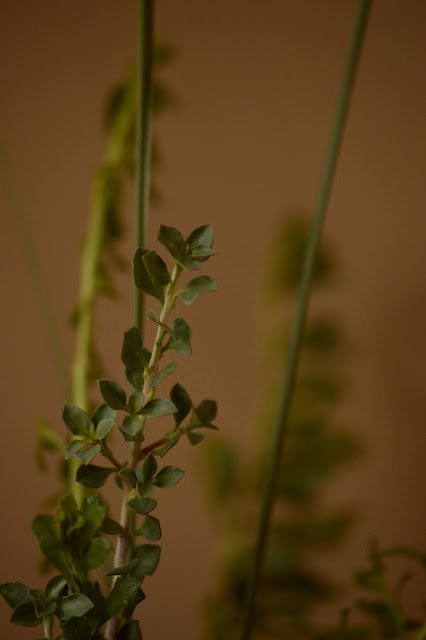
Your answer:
1;224;218;639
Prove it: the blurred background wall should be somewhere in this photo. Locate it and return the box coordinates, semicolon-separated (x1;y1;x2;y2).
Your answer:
0;1;424;638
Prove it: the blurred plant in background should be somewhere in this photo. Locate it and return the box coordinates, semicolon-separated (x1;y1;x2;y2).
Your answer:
200;216;363;639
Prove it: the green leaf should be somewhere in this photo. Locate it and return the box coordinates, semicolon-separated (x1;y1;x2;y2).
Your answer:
105;558;139;576
75;444;101;465
187;224;213;250
118;620;142;640
156;433;180;457
137;515;162;542
9;601;40;626
86;536;111;570
57;593;94;621
133;248;170;303
142;453;157;480
195;399;218;427
91;403;116;427
0;582;32;609
164;317;192;355
186;431;205;446
79;493;108;549
138;397;177;418
127;393;144;414
64;439;85;460
158;225;184;261
147;308;160;324
133;544;161;577
45;576;67;601
119;427;144;442
154;466;185;488
121;415;142;438
121;326;147;369
62;404;91;436
151;361;177;388
100;516;123;535
128;496;157;515
177;276;216;305
76;464;116;488
125;366;145;392
61;618;92;640
170;383;192;427
101;575;142;623
136;483;155;499
190;246;217;258
94;418;115;440
119;468;138;487
32;516;75;587
98;380;126;410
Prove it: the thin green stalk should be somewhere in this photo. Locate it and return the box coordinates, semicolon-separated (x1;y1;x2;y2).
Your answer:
106;263;182;640
0;129;70;400
133;0;153;334
239;2;372;638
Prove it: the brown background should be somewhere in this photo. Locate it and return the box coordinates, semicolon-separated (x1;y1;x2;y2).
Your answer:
0;1;425;638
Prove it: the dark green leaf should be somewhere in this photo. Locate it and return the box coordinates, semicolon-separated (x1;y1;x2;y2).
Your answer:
118;620;142;640
190;246;217;258
133;249;170;303
151;361;177;388
9;601;40;626
91;403;116;427
133;544;161;577
32;516;75;587
127;393;144;414
80;492;108;541
34;599;55;618
101;575;142;623
119;468;138;487
62;404;91;437
164;317;192;355
0;582;32;609
147;308;160;324
64;439;85;460
122;415;142;437
76;465;116;488
98;380;126;410
45;576;67;601
186;431;205;446
119;426;144;442
154;466;184;488
125;366;145;392
138;397;177;418
75;444;101;465
128;496;157;515
156;433;180;457
170;383;192;427
100;516;123;535
178;276;216;305
195;399;218;427
158;225;184;261
187;224;213;250
94;418;115;440
105;558;139;576
86;536;111;570
121;326;147;369
61;618;92;640
137;515;162;542
136;483;155;499
142;453;157;480
57;593;94;621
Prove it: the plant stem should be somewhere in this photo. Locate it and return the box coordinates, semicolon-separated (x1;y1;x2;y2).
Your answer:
239;2;372;638
133;0;153;335
105;263;181;640
43;615;53;639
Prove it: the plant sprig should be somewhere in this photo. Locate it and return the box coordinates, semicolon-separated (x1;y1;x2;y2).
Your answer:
0;223;218;640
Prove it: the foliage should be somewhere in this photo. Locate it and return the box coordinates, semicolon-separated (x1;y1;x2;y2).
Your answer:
200;217;362;639
0;224;218;639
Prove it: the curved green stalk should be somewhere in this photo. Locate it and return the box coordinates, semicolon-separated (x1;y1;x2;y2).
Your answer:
239;2;373;638
133;0;153;334
0;129;70;400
